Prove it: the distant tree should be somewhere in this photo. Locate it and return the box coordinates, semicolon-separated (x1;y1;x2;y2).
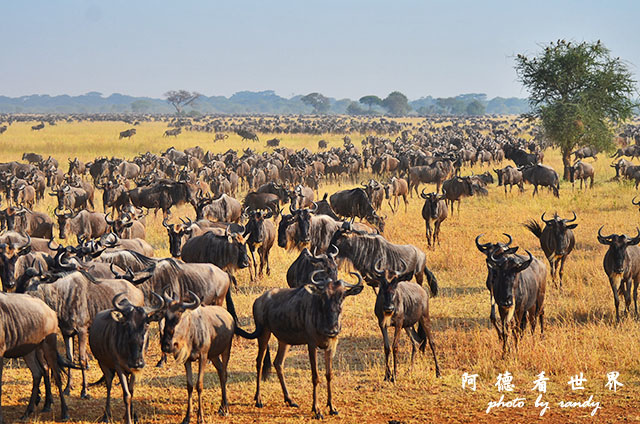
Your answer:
382;91;411;116
516;40;637;179
359;95;383;112
131;99;152;113
465;99;486;115
164;90;202;115
346;101;367;116
436;97;465;115
301;92;331;114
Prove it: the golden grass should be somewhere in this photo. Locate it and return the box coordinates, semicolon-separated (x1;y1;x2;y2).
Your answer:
1;118;639;423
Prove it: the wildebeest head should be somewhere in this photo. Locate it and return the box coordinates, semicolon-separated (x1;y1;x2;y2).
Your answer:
0;235;31;291
487;250;533;309
420;189;445;219
244;209;273;246
163;217;193;258
55;207;75;239
305;270;364;338
598;226;640;274
371;258;414;314
194;192;214;221
277;203;315;248
475;233;516;259
110;292;164;370
160;290;200;363
541;211;577;255
225;226;249;269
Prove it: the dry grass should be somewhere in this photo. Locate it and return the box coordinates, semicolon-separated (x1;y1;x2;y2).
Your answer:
1;118;639;423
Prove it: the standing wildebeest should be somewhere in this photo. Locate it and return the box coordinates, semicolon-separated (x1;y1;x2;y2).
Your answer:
31;123;45;131
128;180;194;217
597;226;640;322
571;146;598;160
524;212;577;288
8;208;54;239
503;145;539;167
407;162;450;196
370;261;440;381
50;185;90;211
243;192;281;218
266;137;280;147
164;128;182;137
363;180;384;211
317;139;328;149
293;185;315;209
194;193;242;222
22;153;43;164
0;293;71;423
0;125;6;135
235;272;364;419
119;128;136;139
313;193;340;220
384;177;408;213
486;249;546;356
493;165;524;195
213;133;229;142
89;293;163;424
236;128;259;142
244;210;276;282
286;246;339;288
329;188;385;233
611;144;640;160
160;291;235;420
55;208;109;241
420;190;447;248
329;226;438;289
441;176;475;215
569;160;595;190
520;164;560;197
0;234;32;291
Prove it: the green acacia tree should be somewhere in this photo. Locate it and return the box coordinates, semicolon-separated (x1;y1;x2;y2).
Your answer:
515;40;637;179
382;91;411;116
301;92;331;114
359;95;382;112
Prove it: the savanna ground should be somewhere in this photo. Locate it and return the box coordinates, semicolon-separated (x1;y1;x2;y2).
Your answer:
1;118;639;424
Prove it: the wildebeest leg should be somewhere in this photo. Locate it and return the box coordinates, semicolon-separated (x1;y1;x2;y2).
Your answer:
324;347;338;416
183;362;194;424
254;331;271;408
248;246;257;282
380;323;392;381
21;351;43;419
195;356;206;424
532;185;538;197
99;365;114;422
128;373;138;424
611;277;622;323
404;328;417;372
434;220;442;247
258;246;266;278
212;352;230;416
78;330;91;398
634;277;640;317
35;347;52;412
115;369;133;424
425;220;432;247
308;345;323;419
390;324;403;382
420;315;441;378
63;335;74;395
0;357;3;424
558;256;567;289
403;194;408;213
274;341;297;407
42;334;69;421
156;320;168;367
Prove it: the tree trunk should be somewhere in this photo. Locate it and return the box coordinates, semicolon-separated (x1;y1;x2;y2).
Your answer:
562;148;572;180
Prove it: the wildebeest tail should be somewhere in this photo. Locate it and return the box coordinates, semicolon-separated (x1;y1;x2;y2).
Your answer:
225;278;238;321
262;347;272;381
57;353;83;370
524;219;543;239
234;322;264;340
89;374;106;387
416;322;427;353
425;266;438;297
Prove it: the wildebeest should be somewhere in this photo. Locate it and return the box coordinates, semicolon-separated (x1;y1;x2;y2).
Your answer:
293;184;315;209
524;212;577;288
329;187;385;233
266;137;280;147
407;162;451;196
485;249;546;356
89;293;164;424
441;176;475;214
0;125;6;135
213;133;229;142
370;260;440;381
128;180;194;217
0;293;71;422
236;128;259;142
329;226;438;289
55;208;109;241
31;123;45;131
244;210;276;282
164;127;182;137
597;226;640;322
313;193;340;220
568;160;595;190
194;193;242;223
363;179;384;211
520;164;560;197
22;153;43;164
384;177;408;213
160;291;235;420
50;185;90;211
119;128;136;139
611;144;640;160
420;190;447;248
317;139;328;149
286;246;339;288
235;272;364;419
503;145;539;167
0;234;32;291
493;165;524;195
571;146;598;160
243;192;281;218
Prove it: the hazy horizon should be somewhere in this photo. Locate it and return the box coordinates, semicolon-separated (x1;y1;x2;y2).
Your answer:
1;1;638;99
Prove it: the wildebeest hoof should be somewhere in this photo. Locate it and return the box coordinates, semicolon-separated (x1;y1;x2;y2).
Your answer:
81;391;91;399
329;409;339;416
255;400;264;408
155;358;166;368
41;404;51;413
313;411;324;420
100;414;111;423
285;400;299;408
63;387;71;396
218;406;228;416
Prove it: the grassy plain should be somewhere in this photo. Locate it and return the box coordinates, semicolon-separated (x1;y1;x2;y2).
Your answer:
0;118;639;423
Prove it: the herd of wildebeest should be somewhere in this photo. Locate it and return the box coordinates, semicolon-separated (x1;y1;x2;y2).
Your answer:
1;114;640;423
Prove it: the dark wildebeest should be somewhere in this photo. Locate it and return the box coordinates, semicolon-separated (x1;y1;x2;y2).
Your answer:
293;185;315;209
571;146;598;160
611;144;640;160
164;128;182;137
520;164;560;197
0;293;71;422
50;185;90;211
384;177;408;213
266;137;280;147
244;210;276;282
106;212;146;240
286;246;339;288
68;158;86;176
236;128;259;142
6;208;53;239
569;160;595;190
317;139;328;149
128;180;194;218
160;291;235;420
119;128;136;139
0;234;32;291
234;272;364;419
329;187;385;233
486;249;546;356
0;125;6;135
370;260;440;381
22;153;43;164
329;226;438;289
313;193;340;221
503;145;539;167
407;162;450;196
194;193;242;222
243;192;281;218
213;133;229;142
55;208;109;241
100;180;129;214
493;165;524;195
441;176;475;215
420;190;447;248
162;218;239;258
597;226;640;322
524;212;577;288
89;293;164;424
31;123;45;131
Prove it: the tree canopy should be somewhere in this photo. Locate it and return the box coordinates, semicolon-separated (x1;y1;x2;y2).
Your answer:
359;95;383;111
301;92;331;114
515;40;637;178
382;91;411;116
164;90;201;115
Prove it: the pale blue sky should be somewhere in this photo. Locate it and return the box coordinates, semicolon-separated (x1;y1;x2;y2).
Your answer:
1;0;638;99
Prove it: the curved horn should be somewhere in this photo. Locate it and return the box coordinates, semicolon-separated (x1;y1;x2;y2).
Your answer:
475;234;491;252
181;290;201;310
344;271;363;287
144;291;165;315
541;212;553;224
565;211;577;223
289;201;298;214
110;263;124;279
310;202;318;213
105;212;115;226
162;217;172;229
420;188;428;199
310;269;326;286
112;292;133;313
489;250;507;265
373;257;384;275
502;233;513;247
597;225;614;243
633;196;640;206
328;244;339;259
